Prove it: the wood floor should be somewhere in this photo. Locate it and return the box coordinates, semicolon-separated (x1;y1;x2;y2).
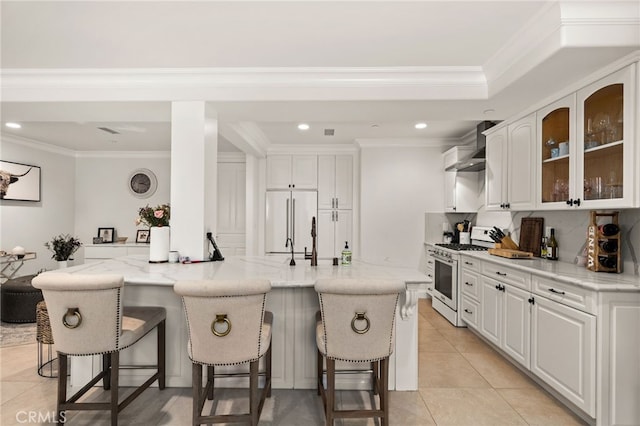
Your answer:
0;298;587;425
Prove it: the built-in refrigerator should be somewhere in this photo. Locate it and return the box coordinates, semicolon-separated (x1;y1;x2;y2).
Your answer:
265;190;317;254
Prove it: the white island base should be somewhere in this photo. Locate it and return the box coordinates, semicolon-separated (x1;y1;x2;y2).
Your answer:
64;256;429;391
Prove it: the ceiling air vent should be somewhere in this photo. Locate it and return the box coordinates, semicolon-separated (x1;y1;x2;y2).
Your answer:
324;128;335;136
97;127;120;135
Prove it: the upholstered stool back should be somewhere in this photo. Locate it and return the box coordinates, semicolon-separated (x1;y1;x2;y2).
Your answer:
315;278;405;362
174;279;272;366
32;273;124;355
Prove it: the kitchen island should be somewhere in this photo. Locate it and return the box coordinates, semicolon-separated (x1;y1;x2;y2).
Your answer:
57;255;429;390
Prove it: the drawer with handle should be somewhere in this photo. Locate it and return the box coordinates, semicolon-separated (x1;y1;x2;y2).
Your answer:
460;255;480;272
532;276;595;314
460;269;480;299
461;295;480;330
481;261;530;291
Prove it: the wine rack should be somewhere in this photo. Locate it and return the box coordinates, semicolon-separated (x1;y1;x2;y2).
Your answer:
587;211;621;273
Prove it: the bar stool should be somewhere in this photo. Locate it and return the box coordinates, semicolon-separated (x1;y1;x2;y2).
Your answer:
315;278;405;426
174;279;272;426
32;272;166;426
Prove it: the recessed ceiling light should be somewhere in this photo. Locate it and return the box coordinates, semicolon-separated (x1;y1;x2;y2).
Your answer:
298;123;310;131
415;122;428;129
5;122;21;129
371;124;380;128
483;109;495;115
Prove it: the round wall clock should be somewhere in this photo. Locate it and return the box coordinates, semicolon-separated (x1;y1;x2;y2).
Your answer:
128;168;157;198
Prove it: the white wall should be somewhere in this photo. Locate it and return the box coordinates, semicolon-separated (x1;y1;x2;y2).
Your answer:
74;154;170;261
360;144;444;268
0;139;76;274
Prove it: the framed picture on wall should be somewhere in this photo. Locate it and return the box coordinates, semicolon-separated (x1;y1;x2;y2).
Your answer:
0;160;41;202
136;229;150;243
97;228;115;244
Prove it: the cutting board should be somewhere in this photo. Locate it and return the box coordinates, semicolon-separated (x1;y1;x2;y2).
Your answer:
488;248;534;259
519;217;544;257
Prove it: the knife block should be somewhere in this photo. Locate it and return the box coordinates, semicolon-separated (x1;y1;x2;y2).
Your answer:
495;235;519;250
587;211;621;273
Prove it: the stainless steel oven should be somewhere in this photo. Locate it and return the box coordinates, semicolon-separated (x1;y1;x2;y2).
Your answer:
432;251;458;311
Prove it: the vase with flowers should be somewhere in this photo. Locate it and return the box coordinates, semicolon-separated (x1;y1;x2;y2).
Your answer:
45;234;82;269
136;203;170;263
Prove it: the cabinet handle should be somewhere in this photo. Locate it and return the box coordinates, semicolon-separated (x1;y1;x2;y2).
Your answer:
566;199;573;206
505;203;510;209
464;261;473;266
528;297;535;305
574;198;581;206
336;198;339;209
332;198;335;208
500;203;505;208
427;274;432;278
495;284;501;290
548;288;566;295
464;282;473;286
500;284;505;292
495;271;507;276
464;309;473;314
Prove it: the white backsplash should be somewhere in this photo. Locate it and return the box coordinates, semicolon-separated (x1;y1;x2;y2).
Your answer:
425;208;640;276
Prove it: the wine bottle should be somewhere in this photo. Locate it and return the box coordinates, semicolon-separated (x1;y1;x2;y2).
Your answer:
598;223;620;236
598;255;617;269
540;237;548;258
546;229;558;261
599;240;618;254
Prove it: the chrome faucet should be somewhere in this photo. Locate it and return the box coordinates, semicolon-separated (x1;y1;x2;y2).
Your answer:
304;217;318;266
285;237;295;266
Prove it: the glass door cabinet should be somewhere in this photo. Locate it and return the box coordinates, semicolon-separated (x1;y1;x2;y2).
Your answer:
538;64;635;209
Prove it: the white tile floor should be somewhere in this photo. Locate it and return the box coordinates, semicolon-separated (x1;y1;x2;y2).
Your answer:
0;299;587;425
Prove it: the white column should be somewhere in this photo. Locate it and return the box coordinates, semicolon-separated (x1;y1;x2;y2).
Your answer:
170;102;218;261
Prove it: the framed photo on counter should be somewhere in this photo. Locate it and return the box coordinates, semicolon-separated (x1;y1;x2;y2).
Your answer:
136;229;150;243
97;228;115;244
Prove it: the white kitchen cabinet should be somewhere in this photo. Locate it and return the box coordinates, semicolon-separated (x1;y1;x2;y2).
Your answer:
217;162;246;255
266;155;318;190
318;209;352;258
479;271;531;369
485;113;536;211
84;244;149;263
444;171;479;213
531;294;596;417
424;246;435;297
318;155;353;210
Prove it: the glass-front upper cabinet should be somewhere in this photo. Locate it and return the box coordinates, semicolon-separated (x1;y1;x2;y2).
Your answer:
576;65;635;208
537;94;576;209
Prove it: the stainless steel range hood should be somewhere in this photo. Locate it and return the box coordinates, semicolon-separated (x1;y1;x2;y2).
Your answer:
446;121;497;172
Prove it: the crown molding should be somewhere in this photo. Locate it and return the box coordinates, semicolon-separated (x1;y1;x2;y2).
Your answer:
0;66;488;102
267;143;358;155
74;151;171;159
1;132;76;157
355;138;458;149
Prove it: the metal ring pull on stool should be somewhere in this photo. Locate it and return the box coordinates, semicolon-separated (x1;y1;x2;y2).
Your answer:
211;313;232;337
351;312;370;334
62;308;82;329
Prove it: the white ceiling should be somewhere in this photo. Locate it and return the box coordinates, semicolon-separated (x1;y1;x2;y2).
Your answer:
1;1;638;153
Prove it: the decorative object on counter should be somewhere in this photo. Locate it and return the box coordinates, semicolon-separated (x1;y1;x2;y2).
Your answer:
136;204;170;263
115;237;128;244
488;227;534;259
587;211;621;273
541;237;548;258
546;228;559;260
44;234;81;267
136;229;150;243
168;251;179;263
12;246;26;258
92;237;103;244
0;160;41;202
341;241;352;265
97;227;114;244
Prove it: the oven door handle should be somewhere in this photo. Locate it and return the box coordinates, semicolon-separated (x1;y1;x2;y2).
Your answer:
433;256;455;265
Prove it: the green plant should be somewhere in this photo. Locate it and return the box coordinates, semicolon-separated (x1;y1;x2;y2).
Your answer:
136;203;170;227
45;234;82;261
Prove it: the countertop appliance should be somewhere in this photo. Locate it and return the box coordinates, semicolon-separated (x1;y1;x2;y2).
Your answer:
266;190;317;254
427;226;494;326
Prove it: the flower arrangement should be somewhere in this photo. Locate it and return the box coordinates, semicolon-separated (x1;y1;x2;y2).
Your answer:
45;234;82;261
136;203;170;227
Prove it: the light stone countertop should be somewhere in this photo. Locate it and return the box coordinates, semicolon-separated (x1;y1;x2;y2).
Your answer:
458;250;640;292
57;255;430;288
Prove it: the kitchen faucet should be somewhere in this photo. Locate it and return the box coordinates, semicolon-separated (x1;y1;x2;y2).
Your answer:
285;237;295;266
304;217;318;266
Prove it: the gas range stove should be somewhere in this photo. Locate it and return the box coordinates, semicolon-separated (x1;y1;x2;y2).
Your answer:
430;226;494;259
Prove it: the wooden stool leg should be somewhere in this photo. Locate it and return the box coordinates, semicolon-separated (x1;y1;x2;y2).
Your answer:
103;354;111;390
326;358;335;426
192;363;202;426
372;361;379;395
250;360;259;426
380;358;389;426
266;344;272;398
206;366;214;400
57;353;67;423
317;347;323;396
110;351;119;426
158;320;166;389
